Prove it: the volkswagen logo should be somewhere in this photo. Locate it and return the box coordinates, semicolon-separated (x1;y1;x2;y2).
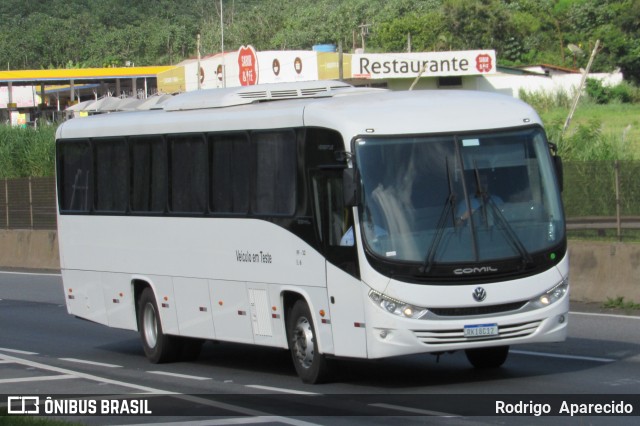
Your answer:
473;287;487;302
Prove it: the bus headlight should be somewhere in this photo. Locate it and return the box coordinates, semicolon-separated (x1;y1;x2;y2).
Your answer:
369;290;428;319
530;278;569;308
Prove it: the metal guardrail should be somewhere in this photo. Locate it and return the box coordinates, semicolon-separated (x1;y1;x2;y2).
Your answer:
566;217;640;233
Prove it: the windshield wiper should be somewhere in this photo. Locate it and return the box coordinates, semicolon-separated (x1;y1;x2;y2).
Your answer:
421;158;457;274
473;167;533;267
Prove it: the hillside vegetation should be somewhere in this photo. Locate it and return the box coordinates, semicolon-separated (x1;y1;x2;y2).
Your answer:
1;0;639;82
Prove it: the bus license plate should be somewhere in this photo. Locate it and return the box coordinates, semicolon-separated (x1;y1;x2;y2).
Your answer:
464;323;499;338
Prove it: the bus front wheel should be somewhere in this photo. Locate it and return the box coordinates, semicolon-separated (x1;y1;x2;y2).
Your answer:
137;287;179;363
465;345;509;369
287;300;330;384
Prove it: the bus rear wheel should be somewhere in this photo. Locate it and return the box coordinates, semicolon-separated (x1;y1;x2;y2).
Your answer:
287;300;330;384
465;345;509;369
137;287;179;363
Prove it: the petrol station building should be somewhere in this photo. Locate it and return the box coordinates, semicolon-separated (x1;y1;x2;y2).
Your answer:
0;46;621;124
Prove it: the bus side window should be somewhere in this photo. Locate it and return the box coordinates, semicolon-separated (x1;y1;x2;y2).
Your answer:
253;130;296;216
209;133;250;214
131;136;167;213
312;173;354;247
168;134;208;214
58;140;93;212
94;138;128;213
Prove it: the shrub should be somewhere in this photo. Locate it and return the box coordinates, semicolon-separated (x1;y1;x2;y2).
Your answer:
0;125;56;178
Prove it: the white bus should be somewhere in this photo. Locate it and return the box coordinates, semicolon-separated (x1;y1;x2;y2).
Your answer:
56;81;568;383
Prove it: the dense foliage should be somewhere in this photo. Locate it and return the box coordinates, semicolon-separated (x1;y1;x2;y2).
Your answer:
1;0;639;82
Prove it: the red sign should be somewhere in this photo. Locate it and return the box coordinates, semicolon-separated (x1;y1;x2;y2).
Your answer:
475;54;493;73
238;45;258;86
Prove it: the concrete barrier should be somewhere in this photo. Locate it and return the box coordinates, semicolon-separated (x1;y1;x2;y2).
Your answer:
1;230;638;304
0;230;60;271
569;240;640;303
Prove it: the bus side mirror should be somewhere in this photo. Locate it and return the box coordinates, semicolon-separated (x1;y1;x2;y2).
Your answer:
343;168;360;207
548;142;563;192
553;155;564;192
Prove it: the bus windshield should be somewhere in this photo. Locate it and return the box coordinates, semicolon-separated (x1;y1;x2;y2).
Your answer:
355;127;564;272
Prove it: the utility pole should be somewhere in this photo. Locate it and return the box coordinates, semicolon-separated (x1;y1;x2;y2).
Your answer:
562;39;600;137
220;0;226;88
197;33;202;90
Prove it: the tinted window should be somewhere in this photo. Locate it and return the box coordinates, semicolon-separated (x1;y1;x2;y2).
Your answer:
253;130;296;215
94;138;128;212
169;134;207;213
131;136;167;213
57;141;93;212
209;133;250;214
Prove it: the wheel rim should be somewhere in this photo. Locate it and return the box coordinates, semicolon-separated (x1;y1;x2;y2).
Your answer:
142;302;158;349
292;316;314;369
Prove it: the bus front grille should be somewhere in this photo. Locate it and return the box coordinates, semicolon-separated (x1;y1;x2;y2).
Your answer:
412;320;541;345
428;301;527;317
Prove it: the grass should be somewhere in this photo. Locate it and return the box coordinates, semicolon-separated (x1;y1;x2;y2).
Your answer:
540;103;640;156
603;296;640;311
0;125;57;178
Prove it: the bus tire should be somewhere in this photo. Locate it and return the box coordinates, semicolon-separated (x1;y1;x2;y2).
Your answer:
287;300;330;384
137;287;179;363
465;345;509;369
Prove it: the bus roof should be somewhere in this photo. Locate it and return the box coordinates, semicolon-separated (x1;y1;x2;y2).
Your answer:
56;81;543;142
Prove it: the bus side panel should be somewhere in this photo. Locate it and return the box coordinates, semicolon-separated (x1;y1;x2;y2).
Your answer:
101;272;136;331
209;279;255;344
144;275;180;336
62;269;108;326
326;262;368;358
173;276;216;340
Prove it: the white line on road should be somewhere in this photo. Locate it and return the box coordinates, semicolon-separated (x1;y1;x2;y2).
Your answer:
0;374;76;384
0;352;173;394
245;384;319;395
511;349;615;363
369;402;459;417
59;358;122;368
0;270;61;277
147;371;212;381
0;354;322;426
114;417;290;426
0;347;38;355
570;311;640;320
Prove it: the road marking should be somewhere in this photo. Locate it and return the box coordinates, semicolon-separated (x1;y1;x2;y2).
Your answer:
148;371;212;381
0;352;172;394
0;374;76;384
59;358;122;368
570;311;640;320
369;402;459;417
245;385;319;395
0;353;323;425
0;347;38;355
114;417;291;426
511;349;615;363
0;270;61;277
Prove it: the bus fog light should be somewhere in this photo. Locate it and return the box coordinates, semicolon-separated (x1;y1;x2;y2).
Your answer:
558;315;565;324
380;330;388;339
